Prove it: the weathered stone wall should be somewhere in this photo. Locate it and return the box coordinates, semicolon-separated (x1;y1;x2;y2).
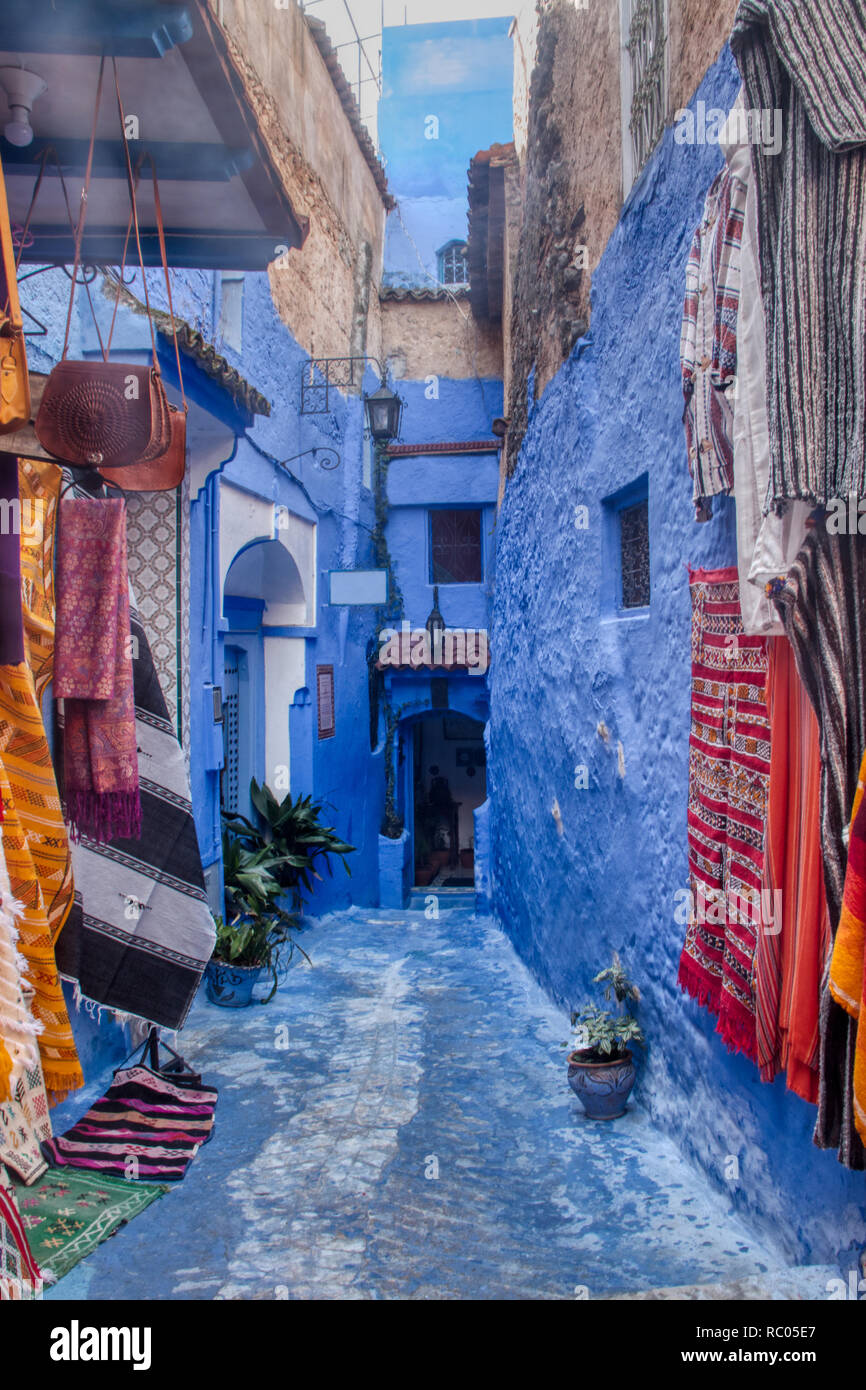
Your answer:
669;0;741;116
209;0;387;365
504;0;741;477
491;48;866;1266
381;297;503;387
505;0;621;471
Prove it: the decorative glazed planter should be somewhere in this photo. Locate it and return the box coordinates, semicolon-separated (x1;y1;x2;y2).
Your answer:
567;1049;635;1120
205;960;262;1008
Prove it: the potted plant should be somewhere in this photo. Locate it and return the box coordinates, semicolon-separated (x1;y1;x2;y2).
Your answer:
566;954;645;1120
223;780;355;911
205;831;308;1007
459;840;474;871
206;911;300;1008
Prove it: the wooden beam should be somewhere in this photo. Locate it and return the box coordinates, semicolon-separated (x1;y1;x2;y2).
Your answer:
3;139;253;183
0;0;193;58
17;225;286;271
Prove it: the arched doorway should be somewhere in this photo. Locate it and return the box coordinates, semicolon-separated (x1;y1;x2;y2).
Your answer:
410;712;486;888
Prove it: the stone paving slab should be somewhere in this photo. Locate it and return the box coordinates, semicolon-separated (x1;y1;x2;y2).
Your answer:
46;907;820;1301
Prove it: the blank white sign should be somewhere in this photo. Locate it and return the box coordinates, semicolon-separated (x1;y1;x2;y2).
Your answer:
329;569;388;605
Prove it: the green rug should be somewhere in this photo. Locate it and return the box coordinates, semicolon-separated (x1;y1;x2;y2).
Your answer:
13;1167;168;1284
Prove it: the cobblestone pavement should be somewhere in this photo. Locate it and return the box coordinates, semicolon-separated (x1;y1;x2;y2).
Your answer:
46;907;829;1301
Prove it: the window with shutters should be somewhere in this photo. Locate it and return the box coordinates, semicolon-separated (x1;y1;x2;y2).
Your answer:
620;0;669;196
619;499;650;609
221;649;241;813
430;509;483;585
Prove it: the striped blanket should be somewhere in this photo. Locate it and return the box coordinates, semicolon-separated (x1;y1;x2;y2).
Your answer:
731;0;866;507
42;1065;217;1182
54;600;215;1032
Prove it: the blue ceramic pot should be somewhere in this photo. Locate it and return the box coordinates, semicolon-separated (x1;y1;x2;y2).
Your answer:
205;960;262;1008
567;1049;635;1120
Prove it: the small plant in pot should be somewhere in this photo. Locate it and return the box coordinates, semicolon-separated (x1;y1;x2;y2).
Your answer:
566;954;645;1120
205;832;309;1008
207;781;355;1007
207;909;302;1008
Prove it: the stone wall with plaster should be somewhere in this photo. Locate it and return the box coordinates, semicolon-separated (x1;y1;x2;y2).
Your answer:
209;0;388;364
490;47;866;1265
381;297;503;386
504;0;742;475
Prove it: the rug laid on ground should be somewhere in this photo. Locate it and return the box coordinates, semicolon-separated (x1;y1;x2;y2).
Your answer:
41;1064;218;1183
12;1166;168;1285
678;566;771;1064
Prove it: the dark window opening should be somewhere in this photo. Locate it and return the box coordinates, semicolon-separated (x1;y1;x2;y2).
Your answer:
619;499;650;609
430;509;483;585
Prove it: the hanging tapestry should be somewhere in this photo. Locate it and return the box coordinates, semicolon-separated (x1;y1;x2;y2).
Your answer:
731;0;866;507
55;600;215;1032
0;457;24;667
0;452;81;1099
757;637;830;1103
0;1051;51;1185
680;167;740;519
13;1165;167;1285
18;458;62;703
719;94;811;636
678;566;771;1062
55;497;141;844
829;750;866;1146
42;1063;217;1183
772;527;866;1167
0;676;81;1099
0;1169;41;1298
0;825;41;1100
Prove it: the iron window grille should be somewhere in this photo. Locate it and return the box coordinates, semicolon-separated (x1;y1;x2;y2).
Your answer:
438;241;469;287
622;0;668;192
619;499;650;609
430;509;483;585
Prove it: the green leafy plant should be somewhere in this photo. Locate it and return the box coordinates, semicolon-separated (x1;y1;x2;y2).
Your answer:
569;953;645;1062
211;895;307;1006
222;780;355;904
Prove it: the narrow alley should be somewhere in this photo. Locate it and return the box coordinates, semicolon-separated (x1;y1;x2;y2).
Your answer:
47;908;833;1302
2;0;866;1345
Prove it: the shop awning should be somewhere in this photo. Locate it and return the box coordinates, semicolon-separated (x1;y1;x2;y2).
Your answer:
0;0;308;269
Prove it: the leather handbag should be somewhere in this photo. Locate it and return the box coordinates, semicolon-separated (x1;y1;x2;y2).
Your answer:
99;144;187;492
99;400;186;492
0;151;30;434
34;58;174;472
35;360;168;468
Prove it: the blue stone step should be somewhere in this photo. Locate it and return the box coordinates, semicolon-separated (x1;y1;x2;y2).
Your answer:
408;888;477;912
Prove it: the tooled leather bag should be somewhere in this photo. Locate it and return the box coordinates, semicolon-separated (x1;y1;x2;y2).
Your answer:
98;149;187;492
34;58;172;471
35;360;168;468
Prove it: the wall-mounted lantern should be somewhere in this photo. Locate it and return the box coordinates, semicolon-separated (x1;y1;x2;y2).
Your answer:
364;382;403;446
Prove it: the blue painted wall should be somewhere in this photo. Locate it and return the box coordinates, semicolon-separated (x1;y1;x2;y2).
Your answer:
385;376;501;633
380;18;514;286
489;48;866;1266
177;268;384;916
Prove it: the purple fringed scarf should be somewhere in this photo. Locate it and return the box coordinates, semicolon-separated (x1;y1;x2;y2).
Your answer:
0;456;24;666
55;498;141;844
